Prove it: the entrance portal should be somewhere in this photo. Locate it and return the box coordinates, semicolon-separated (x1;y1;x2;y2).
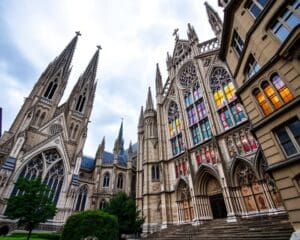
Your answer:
207;176;227;219
209;194;227;219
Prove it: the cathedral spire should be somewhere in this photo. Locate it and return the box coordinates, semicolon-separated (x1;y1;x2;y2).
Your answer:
138;106;144;130
114;120;124;153
67;46;100;116
204;2;223;39
187;23;198;42
145;87;154;112
96;136;105;159
155;63;163;97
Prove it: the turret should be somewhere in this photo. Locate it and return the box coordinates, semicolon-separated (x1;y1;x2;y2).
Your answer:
205;2;223;40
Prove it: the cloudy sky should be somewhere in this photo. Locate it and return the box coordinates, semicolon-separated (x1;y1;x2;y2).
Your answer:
0;0;223;156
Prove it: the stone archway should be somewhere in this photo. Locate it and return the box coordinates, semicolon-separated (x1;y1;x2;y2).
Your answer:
194;165;227;220
207;177;227;219
176;179;193;222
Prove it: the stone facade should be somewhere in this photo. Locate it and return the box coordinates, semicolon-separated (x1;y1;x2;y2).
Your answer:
219;0;300;238
136;1;289;234
0;35;136;230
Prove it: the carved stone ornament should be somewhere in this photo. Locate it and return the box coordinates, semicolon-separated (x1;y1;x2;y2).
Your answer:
179;62;197;88
49;123;63;135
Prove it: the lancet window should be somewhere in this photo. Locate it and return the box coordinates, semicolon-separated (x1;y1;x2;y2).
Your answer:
168;101;184;156
210;67;247;131
11;149;64;206
184;82;212;146
75;185;88;211
44;79;58;100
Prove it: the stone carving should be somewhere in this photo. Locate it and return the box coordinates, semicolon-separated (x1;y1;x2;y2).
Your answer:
179;62;197;88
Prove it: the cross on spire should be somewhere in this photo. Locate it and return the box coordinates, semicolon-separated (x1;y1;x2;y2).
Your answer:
75;31;81;36
173;28;179;41
96;45;102;50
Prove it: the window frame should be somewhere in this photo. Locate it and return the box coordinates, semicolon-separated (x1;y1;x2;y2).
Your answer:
274;119;300;158
231;30;245;57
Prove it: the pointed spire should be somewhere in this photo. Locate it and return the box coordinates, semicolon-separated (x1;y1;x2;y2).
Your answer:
80;46;100;86
96;136;105;159
118;120;123;144
138;106;144;128
155;63;163;96
114;120;124;153
145;87;154;111
128;141;133;154
205;2;223;39
187;23;198;42
51;32;79;76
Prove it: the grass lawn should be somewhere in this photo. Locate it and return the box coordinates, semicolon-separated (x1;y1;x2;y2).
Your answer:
0;232;60;240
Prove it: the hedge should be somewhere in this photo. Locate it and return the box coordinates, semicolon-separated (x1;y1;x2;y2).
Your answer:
61;210;118;240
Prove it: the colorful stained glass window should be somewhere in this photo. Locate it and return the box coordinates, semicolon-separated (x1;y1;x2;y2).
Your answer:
191;126;201;145
262;81;282;109
231;103;247;123
253;88;273;115
224;82;236;102
196;154;202;165
196;100;206;119
271;74;293;103
214;90;226;108
220;108;233;130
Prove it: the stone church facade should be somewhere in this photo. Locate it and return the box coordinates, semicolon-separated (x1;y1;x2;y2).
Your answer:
136;2;287;234
0;0;298;237
0;34;137;229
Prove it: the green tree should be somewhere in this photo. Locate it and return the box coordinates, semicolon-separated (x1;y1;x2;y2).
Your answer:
104;192;144;236
5;177;57;240
61;210;119;240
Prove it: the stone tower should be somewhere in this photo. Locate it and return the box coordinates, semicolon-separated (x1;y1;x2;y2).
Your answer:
0;34;101;227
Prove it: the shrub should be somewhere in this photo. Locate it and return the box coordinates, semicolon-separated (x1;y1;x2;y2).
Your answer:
103;192;144;235
61;210;118;240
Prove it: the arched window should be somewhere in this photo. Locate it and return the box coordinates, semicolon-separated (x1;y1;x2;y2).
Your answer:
210;67;247;131
11;149;64;206
254;74;293;116
261;81;282;109
75;185;88;211
33;109;41;126
117;173;123;189
184;81;212;146
103;172;110;187
44;79;58;100
253;88;273;115
168;101;184;156
38;112;46;127
69;123;74;138
270;74;293;103
75;91;87;113
72;125;78;139
99;199;107;209
151;165;160;181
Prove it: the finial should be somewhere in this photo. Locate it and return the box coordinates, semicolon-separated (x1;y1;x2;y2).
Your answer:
96;45;102;50
75;31;81;36
173;28;179;41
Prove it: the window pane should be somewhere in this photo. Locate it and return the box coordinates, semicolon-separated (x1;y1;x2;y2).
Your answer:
258;0;268;6
250;4;262;18
286;13;300;28
276;25;290;42
288;120;300;146
276;128;297;156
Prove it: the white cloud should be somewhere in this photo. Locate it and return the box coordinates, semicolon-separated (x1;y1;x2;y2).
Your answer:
0;0;223;154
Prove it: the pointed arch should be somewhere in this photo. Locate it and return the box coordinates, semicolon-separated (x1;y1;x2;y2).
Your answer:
33;109;41;126
38;112;46;127
117;173;124;189
44;79;58;100
10;148;65;206
194;163;220;195
210;67;247;131
103;172;110;187
168;101;184;156
75;185;88;211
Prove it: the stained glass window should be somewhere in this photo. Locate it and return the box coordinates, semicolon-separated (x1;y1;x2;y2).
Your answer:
262;81;282;109
210;67;246;131
253;88;273;115
191;125;201;145
196;100;206;120
271;74;293;103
